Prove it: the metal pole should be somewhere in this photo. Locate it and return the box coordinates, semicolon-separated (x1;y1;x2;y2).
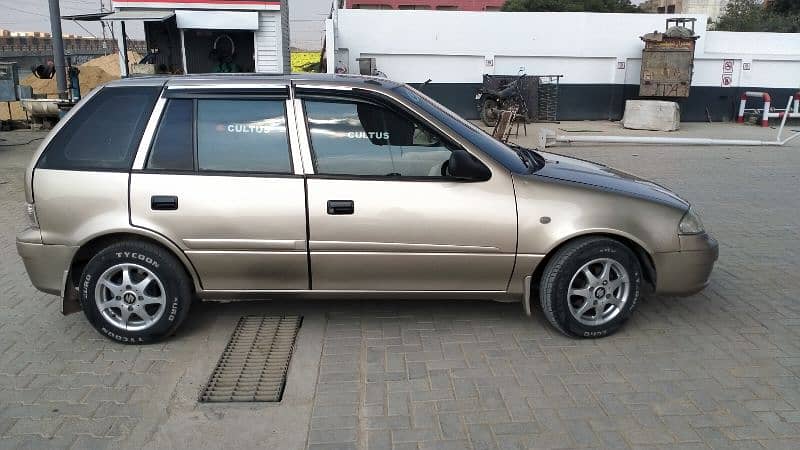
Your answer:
122;22;130;75
47;0;68;98
553;133;800;147
776;95;793;142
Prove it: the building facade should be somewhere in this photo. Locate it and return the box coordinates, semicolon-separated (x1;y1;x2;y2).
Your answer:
346;0;504;11
641;0;730;20
326;10;800;122
108;0;290;75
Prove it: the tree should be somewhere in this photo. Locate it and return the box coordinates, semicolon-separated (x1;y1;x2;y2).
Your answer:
768;0;800;15
713;0;800;32
501;0;640;13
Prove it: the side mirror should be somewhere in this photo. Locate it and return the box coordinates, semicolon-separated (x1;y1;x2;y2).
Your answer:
447;150;491;181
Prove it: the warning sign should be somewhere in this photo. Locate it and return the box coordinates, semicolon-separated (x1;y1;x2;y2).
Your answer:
721;75;733;87
722;60;734;74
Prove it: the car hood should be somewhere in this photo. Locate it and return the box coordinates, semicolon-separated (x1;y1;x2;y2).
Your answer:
529;151;689;210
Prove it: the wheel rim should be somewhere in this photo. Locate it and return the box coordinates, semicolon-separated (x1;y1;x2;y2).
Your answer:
486;104;499;121
567;258;630;326
94;263;167;332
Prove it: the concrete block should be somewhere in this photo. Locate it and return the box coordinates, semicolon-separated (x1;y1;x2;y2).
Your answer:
622;100;680;131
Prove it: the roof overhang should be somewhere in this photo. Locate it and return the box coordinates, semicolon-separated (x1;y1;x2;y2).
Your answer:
112;0;280;11
102;9;176;21
61;12;110;21
176;10;259;30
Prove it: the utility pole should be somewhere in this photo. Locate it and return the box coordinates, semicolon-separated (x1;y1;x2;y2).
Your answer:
48;0;68;98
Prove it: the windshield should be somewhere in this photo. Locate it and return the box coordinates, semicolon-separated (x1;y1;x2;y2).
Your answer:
392;84;531;174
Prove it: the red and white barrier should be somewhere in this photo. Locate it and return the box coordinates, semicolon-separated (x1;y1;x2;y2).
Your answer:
737;91;771;127
738;91;800;127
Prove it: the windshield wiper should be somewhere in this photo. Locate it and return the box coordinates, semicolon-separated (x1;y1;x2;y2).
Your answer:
507;143;544;173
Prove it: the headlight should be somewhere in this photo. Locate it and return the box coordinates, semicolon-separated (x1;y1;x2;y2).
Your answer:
678;208;704;235
25;202;39;229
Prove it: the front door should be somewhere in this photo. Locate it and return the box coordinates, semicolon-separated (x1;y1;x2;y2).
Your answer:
130;92;308;291
299;93;517;292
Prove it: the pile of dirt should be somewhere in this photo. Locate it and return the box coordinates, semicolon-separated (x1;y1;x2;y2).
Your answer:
21;65;116;97
82;51;142;78
1;51;142;120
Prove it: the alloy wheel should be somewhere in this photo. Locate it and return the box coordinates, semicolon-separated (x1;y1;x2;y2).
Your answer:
94;263;167;331
566;258;630;326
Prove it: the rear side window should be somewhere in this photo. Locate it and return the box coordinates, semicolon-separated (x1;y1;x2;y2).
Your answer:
196;99;291;173
147;99;194;171
37;86;160;171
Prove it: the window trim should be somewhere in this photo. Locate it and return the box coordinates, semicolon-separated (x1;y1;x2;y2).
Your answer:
136;93;296;177
300;93;484;182
195;98;295;175
142;98;195;172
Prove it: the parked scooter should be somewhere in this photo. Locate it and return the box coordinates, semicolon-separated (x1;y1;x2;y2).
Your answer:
475;74;528;127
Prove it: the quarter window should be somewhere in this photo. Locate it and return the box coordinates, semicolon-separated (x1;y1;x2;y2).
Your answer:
304;99;453;177
147;99;194;171
37;86;159;171
196;99;291;173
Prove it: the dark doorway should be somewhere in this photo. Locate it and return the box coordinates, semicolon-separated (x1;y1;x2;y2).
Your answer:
183;30;255;74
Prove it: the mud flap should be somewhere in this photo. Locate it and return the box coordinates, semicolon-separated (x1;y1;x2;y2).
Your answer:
523;275;533;317
61;271;81;315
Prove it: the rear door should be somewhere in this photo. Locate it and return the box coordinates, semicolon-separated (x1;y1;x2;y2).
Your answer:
129;86;308;291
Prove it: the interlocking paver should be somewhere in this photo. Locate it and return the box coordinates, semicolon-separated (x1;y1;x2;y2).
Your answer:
2;125;800;449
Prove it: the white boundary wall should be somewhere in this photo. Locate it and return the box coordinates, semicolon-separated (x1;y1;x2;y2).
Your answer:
327;10;800;89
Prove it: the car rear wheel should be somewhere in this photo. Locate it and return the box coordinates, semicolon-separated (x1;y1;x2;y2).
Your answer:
539;237;641;338
79;240;192;344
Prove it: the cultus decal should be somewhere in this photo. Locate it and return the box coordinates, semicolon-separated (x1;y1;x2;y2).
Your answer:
347;131;389;140
223;123;274;134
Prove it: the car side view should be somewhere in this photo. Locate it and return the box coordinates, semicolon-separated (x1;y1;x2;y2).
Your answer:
17;74;718;344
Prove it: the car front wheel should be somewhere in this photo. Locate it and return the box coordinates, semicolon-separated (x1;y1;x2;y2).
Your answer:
79;240;192;344
539;237;642;338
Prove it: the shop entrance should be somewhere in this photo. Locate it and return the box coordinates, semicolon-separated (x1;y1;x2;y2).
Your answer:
183;30;255;73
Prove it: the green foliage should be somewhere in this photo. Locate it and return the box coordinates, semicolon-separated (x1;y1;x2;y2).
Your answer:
768;0;800;15
501;0;640;13
713;0;800;32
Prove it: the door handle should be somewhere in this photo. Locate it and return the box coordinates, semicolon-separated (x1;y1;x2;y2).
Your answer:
327;200;354;215
151;195;179;211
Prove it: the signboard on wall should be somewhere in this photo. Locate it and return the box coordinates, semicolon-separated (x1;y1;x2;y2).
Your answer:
721;59;734;87
113;0;281;10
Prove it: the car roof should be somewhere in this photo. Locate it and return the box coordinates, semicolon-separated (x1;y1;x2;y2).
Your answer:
103;73;403;90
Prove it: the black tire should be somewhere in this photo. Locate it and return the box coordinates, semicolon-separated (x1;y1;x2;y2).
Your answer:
539;237;642;338
480;98;499;127
79;240;192;344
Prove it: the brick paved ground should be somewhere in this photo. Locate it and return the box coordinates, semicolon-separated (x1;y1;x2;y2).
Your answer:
0;124;799;449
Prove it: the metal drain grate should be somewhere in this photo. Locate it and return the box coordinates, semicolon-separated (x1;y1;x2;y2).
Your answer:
199;315;302;403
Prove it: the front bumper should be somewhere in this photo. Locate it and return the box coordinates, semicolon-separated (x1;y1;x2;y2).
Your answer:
653;232;719;296
16;229;76;296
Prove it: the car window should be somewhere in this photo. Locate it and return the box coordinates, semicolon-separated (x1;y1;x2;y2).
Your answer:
394;84;529;174
147;99;194;171
37;86;159;171
196;99;291;173
304;99;453;177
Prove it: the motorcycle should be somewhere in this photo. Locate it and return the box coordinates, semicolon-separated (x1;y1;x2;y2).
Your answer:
475;74;528;127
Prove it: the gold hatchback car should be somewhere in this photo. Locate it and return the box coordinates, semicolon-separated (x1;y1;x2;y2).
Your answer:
17;74;717;343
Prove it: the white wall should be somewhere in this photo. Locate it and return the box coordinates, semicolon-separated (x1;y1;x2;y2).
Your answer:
328;10;800;89
704;31;800;58
255;10;286;74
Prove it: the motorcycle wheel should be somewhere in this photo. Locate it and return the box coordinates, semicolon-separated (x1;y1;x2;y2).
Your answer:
481;98;500;127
